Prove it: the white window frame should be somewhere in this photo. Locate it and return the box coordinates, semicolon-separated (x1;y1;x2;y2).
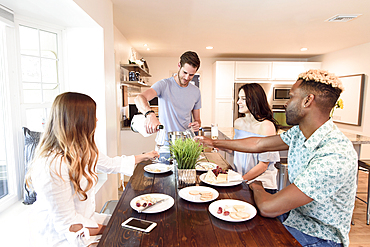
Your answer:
0;20;22;212
15;18;64;130
0;16;64;211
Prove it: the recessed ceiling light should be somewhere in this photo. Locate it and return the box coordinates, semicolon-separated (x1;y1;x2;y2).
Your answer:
146;48;150;51
206;46;213;50
144;44;148;47
326;14;362;22
300;47;308;51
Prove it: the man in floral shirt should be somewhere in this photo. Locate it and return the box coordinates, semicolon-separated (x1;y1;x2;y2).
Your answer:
196;69;357;247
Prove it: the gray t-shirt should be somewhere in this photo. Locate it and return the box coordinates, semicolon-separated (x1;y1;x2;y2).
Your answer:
151;77;201;141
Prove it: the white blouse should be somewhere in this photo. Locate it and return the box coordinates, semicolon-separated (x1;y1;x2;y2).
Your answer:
28;152;136;247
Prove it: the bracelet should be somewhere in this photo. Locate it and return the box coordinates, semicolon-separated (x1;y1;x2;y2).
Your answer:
144;110;155;118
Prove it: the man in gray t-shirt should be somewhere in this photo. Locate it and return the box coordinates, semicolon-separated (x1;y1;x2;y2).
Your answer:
135;51;202;147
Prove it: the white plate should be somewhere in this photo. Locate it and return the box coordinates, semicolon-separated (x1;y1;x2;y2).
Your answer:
178;186;219;203
195;162;217;172
130;193;174;213
197;155;206;161
208;199;257;222
144;164;173;174
199;173;243;187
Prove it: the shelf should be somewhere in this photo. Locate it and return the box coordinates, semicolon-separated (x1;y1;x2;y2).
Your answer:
120;81;150;87
120;64;151;77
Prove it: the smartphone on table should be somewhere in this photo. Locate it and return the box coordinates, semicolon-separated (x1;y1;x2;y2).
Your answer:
121;217;157;233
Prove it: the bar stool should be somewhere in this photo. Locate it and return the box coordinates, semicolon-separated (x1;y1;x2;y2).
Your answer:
100;200;118;215
357;160;370;225
275;158;290;191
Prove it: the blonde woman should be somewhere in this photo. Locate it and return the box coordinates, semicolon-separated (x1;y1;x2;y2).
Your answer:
26;92;158;246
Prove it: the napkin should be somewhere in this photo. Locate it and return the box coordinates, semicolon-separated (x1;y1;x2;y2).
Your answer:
228;170;243;182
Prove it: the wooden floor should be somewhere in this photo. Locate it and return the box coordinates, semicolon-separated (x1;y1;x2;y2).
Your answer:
120;170;369;246
350;169;370;247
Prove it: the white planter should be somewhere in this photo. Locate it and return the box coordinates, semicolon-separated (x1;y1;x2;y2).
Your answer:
177;168;196;188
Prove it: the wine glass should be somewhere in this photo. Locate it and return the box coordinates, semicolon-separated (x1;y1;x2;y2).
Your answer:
153;129;166;163
211;123;218;153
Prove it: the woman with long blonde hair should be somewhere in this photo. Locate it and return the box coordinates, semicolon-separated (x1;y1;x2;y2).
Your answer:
26;92;158;246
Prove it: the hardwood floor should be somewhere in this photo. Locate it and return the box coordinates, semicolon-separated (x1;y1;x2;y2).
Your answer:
119;171;369;246
350;169;370;247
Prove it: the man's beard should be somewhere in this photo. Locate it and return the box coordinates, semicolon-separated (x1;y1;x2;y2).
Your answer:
285;107;301;126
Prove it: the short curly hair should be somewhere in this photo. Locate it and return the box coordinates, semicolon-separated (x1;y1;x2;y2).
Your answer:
297;69;343;111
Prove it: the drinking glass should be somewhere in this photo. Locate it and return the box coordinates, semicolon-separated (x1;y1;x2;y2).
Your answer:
211;123;218;152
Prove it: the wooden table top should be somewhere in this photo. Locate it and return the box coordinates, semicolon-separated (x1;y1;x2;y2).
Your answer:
98;152;300;247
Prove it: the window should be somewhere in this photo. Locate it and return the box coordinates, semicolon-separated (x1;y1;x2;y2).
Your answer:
0;24;9;201
0;17;63;210
19;24;61;131
0;18;19;211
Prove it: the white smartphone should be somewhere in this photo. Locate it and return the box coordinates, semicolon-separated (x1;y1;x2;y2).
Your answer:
121;217;157;233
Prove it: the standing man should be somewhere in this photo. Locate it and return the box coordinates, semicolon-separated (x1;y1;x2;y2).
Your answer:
135;51;201;150
196;69;357;247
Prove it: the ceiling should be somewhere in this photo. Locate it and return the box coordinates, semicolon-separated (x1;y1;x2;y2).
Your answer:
1;0;370;59
112;0;370;58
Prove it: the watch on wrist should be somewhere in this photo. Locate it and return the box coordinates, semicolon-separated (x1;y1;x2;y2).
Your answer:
144;110;155;118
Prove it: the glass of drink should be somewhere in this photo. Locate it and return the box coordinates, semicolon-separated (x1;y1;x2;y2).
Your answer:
211;123;218;152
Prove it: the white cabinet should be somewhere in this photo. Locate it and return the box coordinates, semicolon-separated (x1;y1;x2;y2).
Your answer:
213;61;235;98
215;99;234;128
235;62;272;80
213;61;235;128
212;60;321;129
272;62;321;80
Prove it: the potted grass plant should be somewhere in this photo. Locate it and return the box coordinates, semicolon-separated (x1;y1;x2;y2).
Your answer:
170;138;203;187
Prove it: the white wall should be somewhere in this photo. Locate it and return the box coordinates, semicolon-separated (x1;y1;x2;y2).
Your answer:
310;42;370;159
73;0;117;157
114;25;132;153
64;27;106;150
113;25;154;155
72;0;119;210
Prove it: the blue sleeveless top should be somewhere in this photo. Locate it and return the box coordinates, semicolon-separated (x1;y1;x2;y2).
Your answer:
233;129;280;189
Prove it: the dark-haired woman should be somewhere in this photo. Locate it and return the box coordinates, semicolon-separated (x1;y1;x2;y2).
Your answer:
26;92;158;246
234;83;280;194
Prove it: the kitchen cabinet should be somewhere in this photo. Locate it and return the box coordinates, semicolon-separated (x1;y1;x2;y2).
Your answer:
213;61;235;128
213;61;235;98
235;61;272;80
215;99;234;128
120;64;151;87
271;62;321;80
213;60;321;129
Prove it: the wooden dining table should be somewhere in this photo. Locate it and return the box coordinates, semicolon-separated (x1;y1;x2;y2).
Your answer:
98;152;300;247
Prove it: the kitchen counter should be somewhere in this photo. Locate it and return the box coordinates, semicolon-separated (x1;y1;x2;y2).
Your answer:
218;127;234;139
341;131;370;159
341;131;370;145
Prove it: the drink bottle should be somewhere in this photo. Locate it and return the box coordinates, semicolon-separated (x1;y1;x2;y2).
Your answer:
130;114;163;137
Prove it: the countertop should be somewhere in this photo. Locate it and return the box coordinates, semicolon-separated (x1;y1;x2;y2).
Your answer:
220;127;370;144
122;125;370;144
341;131;370;144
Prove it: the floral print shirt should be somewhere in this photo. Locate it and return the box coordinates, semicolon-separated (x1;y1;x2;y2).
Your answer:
280;119;357;247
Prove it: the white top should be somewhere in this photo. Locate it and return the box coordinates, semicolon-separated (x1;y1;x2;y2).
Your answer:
28;152;135;247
